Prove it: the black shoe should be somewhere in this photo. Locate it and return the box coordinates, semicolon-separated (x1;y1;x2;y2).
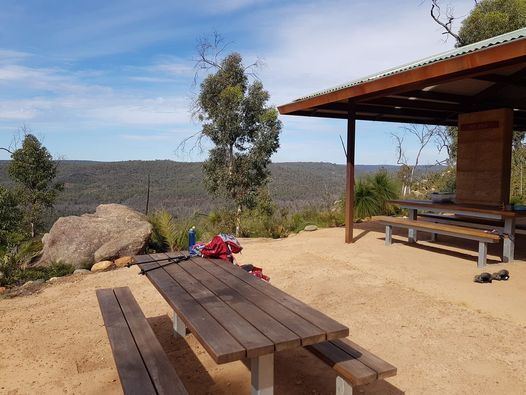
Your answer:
491;269;510;281
474;272;492;283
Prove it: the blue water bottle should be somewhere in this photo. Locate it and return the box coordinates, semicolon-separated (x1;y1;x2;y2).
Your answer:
188;226;196;255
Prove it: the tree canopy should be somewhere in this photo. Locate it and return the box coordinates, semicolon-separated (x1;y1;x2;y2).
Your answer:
8;134;63;237
457;0;526;46
0;186;22;246
195;52;282;235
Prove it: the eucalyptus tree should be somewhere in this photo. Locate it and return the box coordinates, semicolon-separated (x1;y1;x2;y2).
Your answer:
8;134;63;237
193;42;282;236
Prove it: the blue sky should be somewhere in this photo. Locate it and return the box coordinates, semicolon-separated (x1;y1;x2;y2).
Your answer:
0;0;474;164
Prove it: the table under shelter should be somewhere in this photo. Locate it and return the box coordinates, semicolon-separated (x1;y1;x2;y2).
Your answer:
389;199;526;262
277;28;526;257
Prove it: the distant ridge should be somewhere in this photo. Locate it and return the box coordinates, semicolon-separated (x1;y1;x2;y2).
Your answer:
0;160;439;219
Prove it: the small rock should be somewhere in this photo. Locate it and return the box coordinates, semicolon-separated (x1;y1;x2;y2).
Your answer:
22;280;34;287
91;260;116;272
73;269;91;275
114;256;134;268
34;279;45;284
48;277;59;282
0;287;6;295
304;224;318;232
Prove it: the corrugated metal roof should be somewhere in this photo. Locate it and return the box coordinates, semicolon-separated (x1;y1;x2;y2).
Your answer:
294;27;526;102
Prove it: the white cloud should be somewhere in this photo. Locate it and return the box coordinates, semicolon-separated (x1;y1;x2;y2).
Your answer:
0;49;31;63
251;0;474;106
155;61;194;76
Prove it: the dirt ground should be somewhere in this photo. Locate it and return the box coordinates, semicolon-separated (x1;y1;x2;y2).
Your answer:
1;221;526;394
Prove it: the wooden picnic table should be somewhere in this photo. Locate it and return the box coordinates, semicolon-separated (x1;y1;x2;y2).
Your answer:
389;199;526;262
133;252;349;395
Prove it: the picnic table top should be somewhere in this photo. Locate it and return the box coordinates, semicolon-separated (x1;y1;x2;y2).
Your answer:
389;199;526;218
133;252;349;364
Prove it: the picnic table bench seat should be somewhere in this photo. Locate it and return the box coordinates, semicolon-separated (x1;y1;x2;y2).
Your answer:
419;212;526;235
375;216;501;268
96;287;188;395
306;338;397;394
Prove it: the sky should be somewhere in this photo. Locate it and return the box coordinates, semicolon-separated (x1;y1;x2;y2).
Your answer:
0;0;475;165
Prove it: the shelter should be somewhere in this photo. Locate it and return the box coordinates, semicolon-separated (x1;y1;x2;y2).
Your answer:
278;28;526;243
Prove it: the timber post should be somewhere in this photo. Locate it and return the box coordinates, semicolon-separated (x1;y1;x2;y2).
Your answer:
345;101;356;243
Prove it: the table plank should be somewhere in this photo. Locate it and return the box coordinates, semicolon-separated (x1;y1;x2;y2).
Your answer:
180;259;301;351
96;288;157;395
333;338;397;380
135;255;246;364
307;340;377;386
113;287;188;395
189;255;327;346
389;199;526;218
157;254;275;358
376;215;501;242
198;255;349;340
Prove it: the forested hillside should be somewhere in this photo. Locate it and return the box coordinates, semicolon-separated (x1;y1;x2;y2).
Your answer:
0;160;399;219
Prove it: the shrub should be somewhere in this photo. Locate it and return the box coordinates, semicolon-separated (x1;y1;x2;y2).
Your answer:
352;170;399;220
0;252;74;287
148;210;207;252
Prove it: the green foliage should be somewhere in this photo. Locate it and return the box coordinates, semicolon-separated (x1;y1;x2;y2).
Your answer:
8;134;63;237
148;210;211;252
148;210;202;252
369;171;398;214
0;186;23;246
457;0;526;46
511;146;526;202
0;239;73;287
354;171;399;220
0;257;74;287
398;166;456;199
196;52;282;232
354;180;380;220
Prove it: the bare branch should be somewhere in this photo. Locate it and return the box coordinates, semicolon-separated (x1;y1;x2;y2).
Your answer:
192;31;262;85
193;31;233;85
175;130;207;156
339;134;347;158
430;0;465;45
391;132;407;165
392;124;443;195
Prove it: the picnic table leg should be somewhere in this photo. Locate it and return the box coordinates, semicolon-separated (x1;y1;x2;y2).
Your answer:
250;353;274;395
385;225;393;246
503;218;515;263
336;376;353;395
408;208;417;243
173;312;187;337
478;242;487;268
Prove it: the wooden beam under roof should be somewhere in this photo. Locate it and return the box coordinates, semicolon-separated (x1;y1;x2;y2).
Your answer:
474;73;526;87
395;90;471;104
475;67;526;100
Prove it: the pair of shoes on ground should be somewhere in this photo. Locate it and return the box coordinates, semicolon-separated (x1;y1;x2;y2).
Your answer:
473;269;510;283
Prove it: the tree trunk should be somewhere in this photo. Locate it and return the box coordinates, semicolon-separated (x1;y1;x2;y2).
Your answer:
235;205;241;237
30;222;35;238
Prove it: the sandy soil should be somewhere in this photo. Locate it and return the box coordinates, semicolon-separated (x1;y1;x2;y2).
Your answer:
1;222;526;394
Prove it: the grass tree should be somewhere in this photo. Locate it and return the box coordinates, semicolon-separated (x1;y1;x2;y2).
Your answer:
353;171;399;220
